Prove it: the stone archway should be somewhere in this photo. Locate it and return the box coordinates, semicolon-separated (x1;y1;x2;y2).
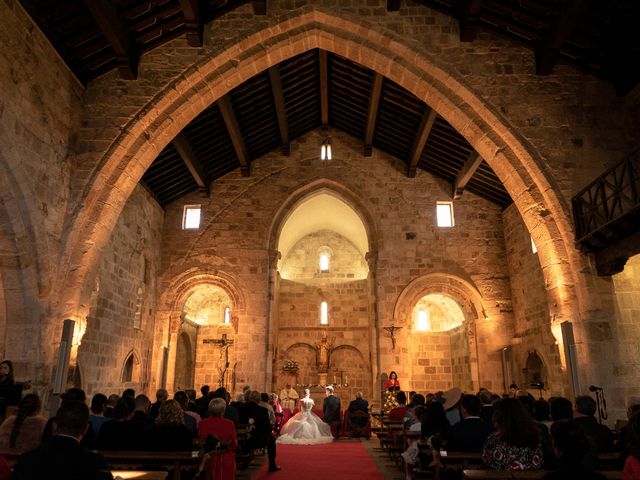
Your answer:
267;179;378;399
394;273;497;392
153;268;245;393
58;7;598;391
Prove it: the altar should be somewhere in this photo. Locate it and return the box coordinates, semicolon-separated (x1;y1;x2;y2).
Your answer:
293;385;355;411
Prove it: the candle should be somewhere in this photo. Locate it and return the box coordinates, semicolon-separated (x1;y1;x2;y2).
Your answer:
345;375;348;385
333;375;336;383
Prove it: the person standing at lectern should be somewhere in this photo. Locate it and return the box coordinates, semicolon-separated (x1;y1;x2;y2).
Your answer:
323;386;341;437
385;371;401;391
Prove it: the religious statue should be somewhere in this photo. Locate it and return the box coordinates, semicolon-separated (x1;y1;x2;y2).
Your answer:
316;331;332;373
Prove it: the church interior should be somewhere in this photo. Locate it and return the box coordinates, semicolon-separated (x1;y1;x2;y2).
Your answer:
1;0;640;474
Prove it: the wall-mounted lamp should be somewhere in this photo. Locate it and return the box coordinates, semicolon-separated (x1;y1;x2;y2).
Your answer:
321;138;332;160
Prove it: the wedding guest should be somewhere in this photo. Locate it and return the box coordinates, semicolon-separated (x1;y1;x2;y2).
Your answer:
42;387;93;447
104;393;119;418
122;388;135;398
550;396;573;422
198;398;238;480
405;393;425;427
89;393;109;441
543;419;606;480
147;399;193;451
149;388;168;420
421;401;449;439
388;391;408;420
213;388;238;426
623;411;640;480
238;391;280;472
482;398;543;471
96;396;138;450
347;392;369;429
446;394;491;452
195;385;210;416
574;395;614;453
616;396;640;461
259;393;276;429
478;388;495;427
442;387;462;426
13;400;113;480
0;361;14;386
0;393;47;450
132;394;154;434
174;390;198;436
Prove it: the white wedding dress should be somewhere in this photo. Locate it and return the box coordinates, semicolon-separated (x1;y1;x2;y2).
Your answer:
276;394;334;445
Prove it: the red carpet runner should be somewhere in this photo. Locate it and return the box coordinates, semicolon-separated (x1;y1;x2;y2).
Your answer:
254;440;385;479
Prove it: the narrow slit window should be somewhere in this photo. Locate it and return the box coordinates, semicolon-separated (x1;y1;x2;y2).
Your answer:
436;202;454;227
183;205;201;229
417;310;431;331
319;253;330;272
320;301;328;325
531;236;538;254
224;306;231;324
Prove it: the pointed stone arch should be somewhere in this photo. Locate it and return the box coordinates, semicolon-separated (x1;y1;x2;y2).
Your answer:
57;6;599;391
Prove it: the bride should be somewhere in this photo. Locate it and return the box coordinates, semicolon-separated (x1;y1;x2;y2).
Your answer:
276;389;334;444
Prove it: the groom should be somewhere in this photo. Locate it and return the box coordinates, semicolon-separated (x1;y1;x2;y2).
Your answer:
323;385;341;437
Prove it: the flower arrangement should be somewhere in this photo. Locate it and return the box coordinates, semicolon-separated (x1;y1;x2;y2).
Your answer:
383;390;399;413
283;359;299;373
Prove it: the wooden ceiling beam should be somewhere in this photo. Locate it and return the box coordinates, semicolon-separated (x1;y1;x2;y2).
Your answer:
453;151;482;199
364;73;383;156
319;49;329;126
268;66;291;155
179;0;204;47
82;0;138;80
407;107;437;177
387;0;401;12
535;0;584;75
218;95;250;176
171;132;210;197
458;0;483;42
252;0;267;15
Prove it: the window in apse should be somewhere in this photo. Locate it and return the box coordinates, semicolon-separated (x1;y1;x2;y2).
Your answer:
320;301;328;325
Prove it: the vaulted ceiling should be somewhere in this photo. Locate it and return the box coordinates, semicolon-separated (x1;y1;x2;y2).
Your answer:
141;49;513;207
17;0;639;208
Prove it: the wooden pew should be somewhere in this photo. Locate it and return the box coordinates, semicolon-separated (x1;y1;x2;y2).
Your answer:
97;450;202;480
462;470;622;479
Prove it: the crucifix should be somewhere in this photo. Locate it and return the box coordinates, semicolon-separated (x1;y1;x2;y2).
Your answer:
203;333;235;388
383;324;403;351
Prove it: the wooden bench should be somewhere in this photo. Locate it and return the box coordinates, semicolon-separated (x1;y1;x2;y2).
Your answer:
462;470;622;479
111;471;169;480
97;450;203;480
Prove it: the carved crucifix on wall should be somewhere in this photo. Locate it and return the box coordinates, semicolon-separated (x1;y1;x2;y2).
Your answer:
383;324;402;351
203;333;235;388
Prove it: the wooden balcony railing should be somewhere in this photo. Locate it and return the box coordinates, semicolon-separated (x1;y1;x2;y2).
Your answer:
572;153;640;251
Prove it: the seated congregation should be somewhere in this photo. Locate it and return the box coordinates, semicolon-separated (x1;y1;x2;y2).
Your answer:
376;386;640;480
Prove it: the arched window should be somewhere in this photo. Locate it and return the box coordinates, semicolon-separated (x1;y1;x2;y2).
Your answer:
319;253;330;272
122;354;135;383
417;310;431;331
320;301;328;325
224;306;231;324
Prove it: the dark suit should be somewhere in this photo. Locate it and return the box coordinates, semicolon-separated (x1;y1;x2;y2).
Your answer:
238;401;277;468
446;416;492;452
575;416;614;453
323;394;341;436
347;398;368;414
13;435;113;480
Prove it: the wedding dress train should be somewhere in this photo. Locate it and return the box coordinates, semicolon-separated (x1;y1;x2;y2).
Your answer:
276;392;334;445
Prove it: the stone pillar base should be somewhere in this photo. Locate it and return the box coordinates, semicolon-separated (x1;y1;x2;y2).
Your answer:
318;372;327;386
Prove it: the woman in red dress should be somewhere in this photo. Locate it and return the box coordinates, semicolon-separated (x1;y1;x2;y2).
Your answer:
198;398;238;480
385;371;401;391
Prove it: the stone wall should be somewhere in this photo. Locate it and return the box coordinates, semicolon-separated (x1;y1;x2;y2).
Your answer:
154;128;513;401
275;230;371;396
78;185;164;396
450;325;473;392
0;1;82;384
599;254;640;421
502;204;565;397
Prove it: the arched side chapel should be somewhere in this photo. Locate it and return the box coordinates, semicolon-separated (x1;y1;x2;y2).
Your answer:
1;2;639;420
